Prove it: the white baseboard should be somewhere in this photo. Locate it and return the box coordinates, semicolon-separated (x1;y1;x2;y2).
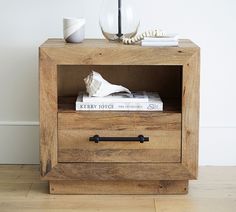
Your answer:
0;121;39;126
0;124;236;165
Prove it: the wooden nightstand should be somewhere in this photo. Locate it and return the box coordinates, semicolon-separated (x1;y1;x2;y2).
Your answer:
39;39;200;194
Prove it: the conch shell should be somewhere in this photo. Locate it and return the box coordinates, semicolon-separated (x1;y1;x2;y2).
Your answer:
84;71;131;97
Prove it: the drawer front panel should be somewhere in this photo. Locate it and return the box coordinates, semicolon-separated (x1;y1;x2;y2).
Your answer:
58;112;181;163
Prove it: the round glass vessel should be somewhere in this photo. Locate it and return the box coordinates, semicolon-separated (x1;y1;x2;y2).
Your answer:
99;0;140;41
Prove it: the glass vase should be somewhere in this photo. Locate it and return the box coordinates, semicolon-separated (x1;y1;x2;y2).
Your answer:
99;0;140;41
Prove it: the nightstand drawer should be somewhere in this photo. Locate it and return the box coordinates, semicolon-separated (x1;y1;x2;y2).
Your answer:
58;112;181;163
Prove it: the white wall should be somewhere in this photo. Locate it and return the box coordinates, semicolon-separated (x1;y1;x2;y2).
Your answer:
0;0;235;165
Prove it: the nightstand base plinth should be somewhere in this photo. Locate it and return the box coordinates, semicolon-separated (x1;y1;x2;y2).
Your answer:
49;180;188;195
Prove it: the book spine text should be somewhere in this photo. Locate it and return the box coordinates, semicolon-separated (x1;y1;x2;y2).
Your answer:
76;102;163;111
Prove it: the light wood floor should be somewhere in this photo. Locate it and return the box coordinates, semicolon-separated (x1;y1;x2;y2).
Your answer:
0;166;236;211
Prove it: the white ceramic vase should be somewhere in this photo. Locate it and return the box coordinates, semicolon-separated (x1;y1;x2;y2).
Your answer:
63;17;86;43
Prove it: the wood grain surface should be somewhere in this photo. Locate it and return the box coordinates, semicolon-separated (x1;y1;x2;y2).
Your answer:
39;49;58;177
58;112;181;162
182;50;200;179
43;163;194;181
39;39;200;194
40;39;198;65
49;180;188;195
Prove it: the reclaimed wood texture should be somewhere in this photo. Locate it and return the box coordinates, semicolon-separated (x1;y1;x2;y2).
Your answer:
39;39;200;193
58;112;181;162
182;50;200;179
49;180;188;195
40;39;198;65
43;163;194;181
39;49;58;177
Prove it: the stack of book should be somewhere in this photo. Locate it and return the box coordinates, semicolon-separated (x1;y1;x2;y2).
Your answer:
76;91;163;111
141;34;178;47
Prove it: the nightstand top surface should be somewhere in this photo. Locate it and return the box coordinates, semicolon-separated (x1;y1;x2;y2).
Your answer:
40;39;199;65
41;38;199;49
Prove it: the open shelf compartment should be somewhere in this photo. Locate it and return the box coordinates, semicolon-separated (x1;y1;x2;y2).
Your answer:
57;65;182;113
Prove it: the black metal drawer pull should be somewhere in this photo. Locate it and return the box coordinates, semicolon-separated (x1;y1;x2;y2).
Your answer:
89;135;149;143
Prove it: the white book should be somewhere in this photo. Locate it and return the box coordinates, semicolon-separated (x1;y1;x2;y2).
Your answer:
76;92;163;111
82;91;149;103
141;41;178;47
143;37;178;42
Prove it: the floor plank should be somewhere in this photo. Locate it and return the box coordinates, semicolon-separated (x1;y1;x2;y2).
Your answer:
0;165;235;211
0;199;156;212
0;183;31;197
155;198;236;212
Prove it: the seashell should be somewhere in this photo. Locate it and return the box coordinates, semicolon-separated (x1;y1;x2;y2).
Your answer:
84;71;131;97
122;29;165;45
